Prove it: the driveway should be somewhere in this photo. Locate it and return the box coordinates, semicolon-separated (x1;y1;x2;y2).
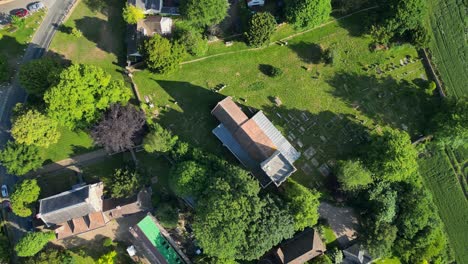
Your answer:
318;202;359;248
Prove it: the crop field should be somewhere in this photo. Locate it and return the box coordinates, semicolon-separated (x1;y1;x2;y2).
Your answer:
427;0;467;98
134;13;432;190
418;145;468;264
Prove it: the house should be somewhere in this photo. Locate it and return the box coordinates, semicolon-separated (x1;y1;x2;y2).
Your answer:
37;183;150;239
37;183;106;239
247;0;265;7
343;244;372;264
129;214;190;264
260;228;326;264
211;97;300;187
128;0;180;15
137;15;173;36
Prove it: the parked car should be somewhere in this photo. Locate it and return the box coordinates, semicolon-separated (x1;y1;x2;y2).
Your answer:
2;200;11;212
1;185;8;197
11;8;29;18
27;2;45;12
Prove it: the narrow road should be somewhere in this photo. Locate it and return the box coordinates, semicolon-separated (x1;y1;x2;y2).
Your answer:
0;0;76;245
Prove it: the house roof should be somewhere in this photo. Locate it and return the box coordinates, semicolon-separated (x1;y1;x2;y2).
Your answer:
137;15;172;36
38;183;103;226
211;97;300;187
72;217;89;234
88;211;106;229
276;228;326;263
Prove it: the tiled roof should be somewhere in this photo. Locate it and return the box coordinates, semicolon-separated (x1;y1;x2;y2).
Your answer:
276;228;326;263
88;212;105;229
211;97;249;132
72;217;88;234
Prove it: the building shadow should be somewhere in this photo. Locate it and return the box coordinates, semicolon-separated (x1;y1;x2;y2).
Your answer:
288;42;323;64
325;71;438;138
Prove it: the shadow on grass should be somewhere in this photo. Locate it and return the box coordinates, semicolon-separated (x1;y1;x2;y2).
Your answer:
325;71;439;137
288;41;323;64
74;0;127;65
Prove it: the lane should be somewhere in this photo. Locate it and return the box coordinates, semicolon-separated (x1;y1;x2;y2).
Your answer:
0;0;76;244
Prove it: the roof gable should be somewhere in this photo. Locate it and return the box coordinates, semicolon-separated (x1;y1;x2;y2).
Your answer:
276;228;326;263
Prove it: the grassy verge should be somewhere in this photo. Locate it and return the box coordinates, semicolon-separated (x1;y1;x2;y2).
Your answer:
134;13;430;189
418;145;468;264
0;10;46;79
39;127;94;163
49;0;126;80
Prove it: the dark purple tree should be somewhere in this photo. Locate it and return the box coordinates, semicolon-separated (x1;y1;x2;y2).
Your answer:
92;104;145;153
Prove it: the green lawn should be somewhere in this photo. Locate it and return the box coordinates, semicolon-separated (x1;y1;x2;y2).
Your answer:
49;0;126;80
418;145;468;264
36;170;78;198
134;13;431;189
39;127;94;163
0;10;46;79
427;0;467;98
81;153;131;184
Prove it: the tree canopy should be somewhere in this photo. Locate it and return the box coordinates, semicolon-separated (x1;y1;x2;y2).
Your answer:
432;97;467;149
244;12;277;47
283;179;321;231
143;123;178;153
15;231;55;257
0;234;10;263
0;141;44;176
122;3;145;24
336;159;373;191
0;55;9;83
175;27;208;56
91;104;145;153
180;0;228;28
366;128;418;182
19;57;62;97
105;168;141;198
44;64;131;128
142;34;186;74
169;160;207;197
11;109;61;148
97;250;117;264
23;248;74;264
10;179;41;217
285;0;331;28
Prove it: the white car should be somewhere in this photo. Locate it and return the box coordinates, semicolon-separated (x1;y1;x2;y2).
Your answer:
1;185;8;198
27;2;45;12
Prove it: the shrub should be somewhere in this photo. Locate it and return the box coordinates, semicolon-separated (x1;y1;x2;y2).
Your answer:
71;27;83;38
15;231;55;257
244;12;277;47
285;0;331;28
425;81;437;95
103;238;115;247
142;34;186;74
175;27;208;56
156;203;179;229
270;66;283;78
122;3;145;24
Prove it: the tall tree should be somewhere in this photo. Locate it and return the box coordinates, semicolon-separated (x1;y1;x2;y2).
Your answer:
431;97;467;149
23;248;74;264
11;109;61;148
0;141;44;176
91;104;145;153
15;231;55;257
193;166;263;260
283;179;321;231
366;128;418;182
142;35;186;74
180;0;228;28
122;3;145;24
244;12;277;47
19;57;62;97
170;161;207;197
44;64;131;129
364;222;398;258
336;159;373;192
175;27;208;56
105;168;140;198
10;179;41;217
285;0;331;28
143;123;178;153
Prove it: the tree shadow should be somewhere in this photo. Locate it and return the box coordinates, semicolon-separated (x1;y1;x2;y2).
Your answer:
288;42;323;64
325;71;438;138
334;5;377;37
83;0;111;15
74;0;126;65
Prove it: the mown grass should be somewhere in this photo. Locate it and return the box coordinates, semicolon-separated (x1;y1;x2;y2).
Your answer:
49;0;126;80
39;127;94;163
37;169;78;198
0;10;45;79
427;0;467;98
134;13;431;189
418;145;468;264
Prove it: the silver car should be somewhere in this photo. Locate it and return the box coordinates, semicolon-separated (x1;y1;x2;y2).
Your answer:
1;185;8;198
27;2;45;12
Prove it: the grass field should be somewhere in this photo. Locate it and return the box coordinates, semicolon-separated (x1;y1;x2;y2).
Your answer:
134;13;431;189
418;145;468;264
38;127;94;162
37;169;78;198
427;0;467;98
0;10;45;80
49;0;126;80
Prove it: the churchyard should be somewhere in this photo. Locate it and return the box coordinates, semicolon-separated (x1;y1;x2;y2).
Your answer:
133;12;431;189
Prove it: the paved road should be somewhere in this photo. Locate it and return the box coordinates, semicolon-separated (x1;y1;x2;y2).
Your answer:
0;0;75;244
